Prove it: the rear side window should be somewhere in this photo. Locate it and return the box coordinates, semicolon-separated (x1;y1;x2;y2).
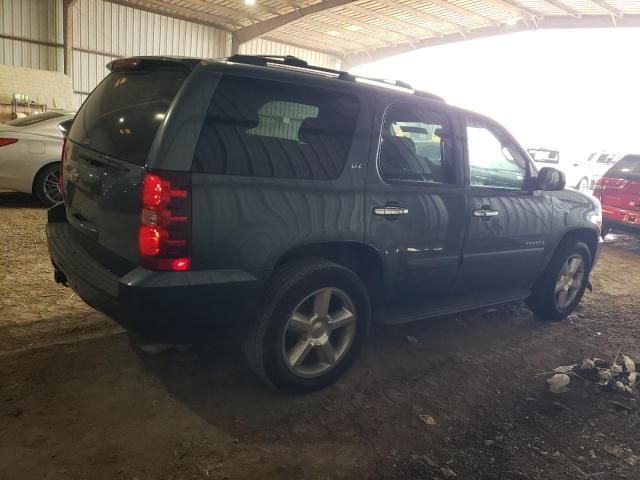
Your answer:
605;155;640;180
68;68;188;165
193;75;360;180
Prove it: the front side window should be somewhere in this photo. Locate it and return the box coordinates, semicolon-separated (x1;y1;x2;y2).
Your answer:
193;76;360;180
378;104;453;184
466;120;527;189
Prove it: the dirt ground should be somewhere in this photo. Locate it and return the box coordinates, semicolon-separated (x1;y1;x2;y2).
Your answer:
1;191;639;480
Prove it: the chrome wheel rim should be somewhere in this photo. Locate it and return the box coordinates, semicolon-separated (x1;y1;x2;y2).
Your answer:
43;169;62;204
281;287;357;378
555;254;585;309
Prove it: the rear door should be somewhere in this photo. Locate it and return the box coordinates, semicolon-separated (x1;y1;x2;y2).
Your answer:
458;115;552;295
364;98;466;306
64;63;189;264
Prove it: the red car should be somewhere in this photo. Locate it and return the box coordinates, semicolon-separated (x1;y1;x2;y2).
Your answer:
594;154;640;236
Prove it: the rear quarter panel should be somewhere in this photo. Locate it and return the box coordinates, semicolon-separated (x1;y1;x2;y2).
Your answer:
189;83;374;281
0;133;62;193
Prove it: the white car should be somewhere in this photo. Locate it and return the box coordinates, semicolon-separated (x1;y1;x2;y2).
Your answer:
585;151;624;188
0;111;74;206
527;148;590;192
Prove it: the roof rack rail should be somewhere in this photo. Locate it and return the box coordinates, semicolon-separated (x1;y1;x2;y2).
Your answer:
224;54;444;102
226;54;353;80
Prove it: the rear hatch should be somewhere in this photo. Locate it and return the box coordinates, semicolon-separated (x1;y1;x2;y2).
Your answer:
64;59;190;269
601;155;640;212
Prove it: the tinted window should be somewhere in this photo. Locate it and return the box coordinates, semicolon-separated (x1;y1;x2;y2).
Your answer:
378;104;453;183
467;120;527;189
193;75;360;180
68;68;187;165
605;155;640;180
6;112;65;127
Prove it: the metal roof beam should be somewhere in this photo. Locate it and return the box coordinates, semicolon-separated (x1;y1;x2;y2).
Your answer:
423;0;498;27
313;9;416;43
179;0;280;23
371;0;470;34
233;0;359;44
479;0;541;20
343;4;440;38
132;0;241;28
540;0;581;17
589;0;622;17
271;0;397;47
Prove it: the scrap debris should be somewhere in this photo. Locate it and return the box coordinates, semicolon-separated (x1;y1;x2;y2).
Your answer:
543;354;638;395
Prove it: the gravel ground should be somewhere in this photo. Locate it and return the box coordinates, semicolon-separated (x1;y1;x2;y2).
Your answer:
1;191;639;480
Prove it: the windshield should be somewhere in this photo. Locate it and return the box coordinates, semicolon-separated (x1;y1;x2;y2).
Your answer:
5;112;65;127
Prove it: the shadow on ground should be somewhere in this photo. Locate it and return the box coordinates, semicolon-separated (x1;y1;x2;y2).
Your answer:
0;191;42;209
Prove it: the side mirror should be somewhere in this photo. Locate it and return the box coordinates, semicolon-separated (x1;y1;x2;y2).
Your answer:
536;167;566;191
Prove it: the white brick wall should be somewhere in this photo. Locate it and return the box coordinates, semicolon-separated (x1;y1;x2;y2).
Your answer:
0;65;74;111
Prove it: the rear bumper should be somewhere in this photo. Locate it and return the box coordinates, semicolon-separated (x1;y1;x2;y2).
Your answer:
603;205;640;230
46;204;259;339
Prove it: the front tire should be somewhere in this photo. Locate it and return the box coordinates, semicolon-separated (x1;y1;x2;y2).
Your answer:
526;241;591;321
34;163;62;206
243;258;371;393
576;178;590;192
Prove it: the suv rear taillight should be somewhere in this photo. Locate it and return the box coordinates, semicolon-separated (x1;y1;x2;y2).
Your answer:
0;138;18;147
138;171;191;271
593;177;603;201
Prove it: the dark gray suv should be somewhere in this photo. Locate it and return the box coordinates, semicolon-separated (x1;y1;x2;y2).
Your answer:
47;55;603;392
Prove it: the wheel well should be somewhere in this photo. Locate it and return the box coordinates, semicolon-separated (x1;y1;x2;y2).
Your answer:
274;242;385;308
557;228;599;267
31;161;59;194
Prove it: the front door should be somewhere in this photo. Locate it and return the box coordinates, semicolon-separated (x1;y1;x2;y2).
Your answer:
458;115;552;295
364;100;467;306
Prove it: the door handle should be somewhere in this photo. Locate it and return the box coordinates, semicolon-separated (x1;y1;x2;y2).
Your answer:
373;206;409;216
472;208;499;218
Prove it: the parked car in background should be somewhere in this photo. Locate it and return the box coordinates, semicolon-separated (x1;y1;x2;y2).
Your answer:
586;151;623;189
47;55;602;393
528;148;590;192
0;111;75;205
594;154;640;236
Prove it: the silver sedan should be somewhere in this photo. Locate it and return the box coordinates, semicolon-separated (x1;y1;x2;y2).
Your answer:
0;111;75;206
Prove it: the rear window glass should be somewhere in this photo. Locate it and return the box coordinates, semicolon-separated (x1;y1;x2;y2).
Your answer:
6;112;65;127
606;155;640;180
68;68;187;165
193;75;360;180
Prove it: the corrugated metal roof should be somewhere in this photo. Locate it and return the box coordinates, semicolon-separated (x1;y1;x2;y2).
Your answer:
113;0;640;65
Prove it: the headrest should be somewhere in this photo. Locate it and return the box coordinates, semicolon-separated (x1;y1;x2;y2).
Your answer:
298;117;325;143
383;135;417;157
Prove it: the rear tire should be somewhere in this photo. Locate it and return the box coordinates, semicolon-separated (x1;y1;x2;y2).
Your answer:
243;258;371;393
34;163;62;206
526;241;591;321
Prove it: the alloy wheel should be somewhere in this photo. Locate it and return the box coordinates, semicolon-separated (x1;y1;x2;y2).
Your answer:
281;287;357;378
554;254;585;309
43;169;62;204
